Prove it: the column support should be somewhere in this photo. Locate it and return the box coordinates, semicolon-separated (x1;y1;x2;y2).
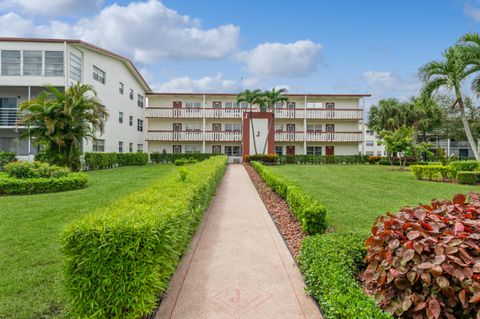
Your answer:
447;137;451;157
202;94;206;153
27;86;31;158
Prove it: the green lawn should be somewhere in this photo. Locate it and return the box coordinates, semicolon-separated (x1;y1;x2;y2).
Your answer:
270;164;480;234
0;165;174;319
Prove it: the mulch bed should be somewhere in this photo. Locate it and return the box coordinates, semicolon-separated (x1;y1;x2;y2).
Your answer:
244;163;305;256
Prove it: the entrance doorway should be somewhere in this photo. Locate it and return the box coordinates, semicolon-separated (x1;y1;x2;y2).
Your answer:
286;146;295;155
326;146;334;156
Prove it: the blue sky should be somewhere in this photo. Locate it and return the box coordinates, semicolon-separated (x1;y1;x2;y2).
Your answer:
0;0;480;106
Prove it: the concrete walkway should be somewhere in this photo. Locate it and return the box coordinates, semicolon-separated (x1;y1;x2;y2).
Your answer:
156;165;321;319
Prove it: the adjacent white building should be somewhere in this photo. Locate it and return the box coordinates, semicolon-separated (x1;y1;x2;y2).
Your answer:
360;125;386;156
0;38;151;158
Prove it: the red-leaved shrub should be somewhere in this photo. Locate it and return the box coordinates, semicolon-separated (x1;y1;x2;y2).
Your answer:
364;193;480;319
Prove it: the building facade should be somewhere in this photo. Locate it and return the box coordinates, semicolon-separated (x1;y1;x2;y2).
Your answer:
360;125;386;156
0;38;151;159
146;93;369;161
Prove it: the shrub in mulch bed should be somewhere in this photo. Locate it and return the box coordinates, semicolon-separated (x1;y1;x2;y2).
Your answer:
244;163;305;256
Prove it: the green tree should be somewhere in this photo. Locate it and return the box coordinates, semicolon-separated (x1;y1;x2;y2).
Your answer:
419;46;480;160
379;126;414;170
261;88;289;153
237;89;264;155
367;98;409;133
19;83;108;170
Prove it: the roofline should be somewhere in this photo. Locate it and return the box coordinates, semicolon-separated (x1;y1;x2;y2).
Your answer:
0;37;151;92
146;92;371;97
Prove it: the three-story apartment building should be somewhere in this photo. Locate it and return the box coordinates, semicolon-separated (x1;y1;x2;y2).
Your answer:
0;38;151;158
146;93;369;160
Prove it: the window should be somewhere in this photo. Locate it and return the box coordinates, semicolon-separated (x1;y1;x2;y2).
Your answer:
377;151;382;156
224;146;241;156
212;145;221;154
137;144;144;153
137;94;144;108
212;101;222;108
23;50;42;76
0;97;17;125
185;145;201;154
366;141;374;146
119;82;124;94
173;145;182;154
366;129;374;136
307;124;322;132
129;142;133;153
306;102;323;108
287;102;296;109
92;139;105;152
366;151;374;156
118;141;123;153
129;116;133;126
326;102;335;109
224;101;248;108
137;119;143;132
69;52;81;81
212;123;222;131
275;146;283;155
185;123;201;131
45;51;64;76
129;89;134;100
275;124;283;132
1;50;20;76
118;112;123;123
185;102;201;108
93;65;105;84
307;146;322;156
225;124;241;131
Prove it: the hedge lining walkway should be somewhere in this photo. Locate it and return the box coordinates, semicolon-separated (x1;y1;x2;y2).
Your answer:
156;165;321;319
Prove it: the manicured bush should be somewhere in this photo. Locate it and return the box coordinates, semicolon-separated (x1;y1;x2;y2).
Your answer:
244;154;279;164
251;161;327;234
4;161;70;179
150;152;214;164
0;173;87;195
456;171;480;185
299;233;390;319
61;156;227;318
174;158;198;166
364;193;480;318
279;154;368;165
368;156;382;164
0;151;16;169
83;152;148;170
116;153;149;166
410;164;455;181
449;160;480;174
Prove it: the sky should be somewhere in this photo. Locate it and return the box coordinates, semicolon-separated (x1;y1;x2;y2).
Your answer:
0;0;479;107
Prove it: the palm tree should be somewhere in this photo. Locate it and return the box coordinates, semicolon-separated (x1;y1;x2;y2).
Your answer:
237;89;264;155
419;46;480;160
19;83;108;170
261;88;289;153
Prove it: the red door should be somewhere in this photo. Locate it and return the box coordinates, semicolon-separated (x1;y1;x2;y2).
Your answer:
286;146;295;155
173;101;182;108
326;146;334;156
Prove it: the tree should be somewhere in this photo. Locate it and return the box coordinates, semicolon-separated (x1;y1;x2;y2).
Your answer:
379;126;414;170
419;46;480;160
368;98;410;133
261;88;289;153
19;83;108;170
237;89;264;155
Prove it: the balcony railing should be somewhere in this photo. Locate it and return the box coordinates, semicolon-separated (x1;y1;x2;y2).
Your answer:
275;131;363;142
274;108;362;119
0;108;19;126
146;108;247;119
147;130;242;142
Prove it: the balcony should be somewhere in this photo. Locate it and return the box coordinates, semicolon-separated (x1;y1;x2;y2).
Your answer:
274;131;363;142
0;108;19;127
147;130;242;142
274;108;362;120
146;108;246;119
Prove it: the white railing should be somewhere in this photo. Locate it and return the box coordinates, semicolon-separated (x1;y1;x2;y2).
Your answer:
275;131;363;142
205;131;242;141
0;108;19;126
147;130;242;142
274;109;362;119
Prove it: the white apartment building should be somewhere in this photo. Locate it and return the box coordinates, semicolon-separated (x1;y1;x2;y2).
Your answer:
360;125;386;156
0;38;151;158
146;93;369;160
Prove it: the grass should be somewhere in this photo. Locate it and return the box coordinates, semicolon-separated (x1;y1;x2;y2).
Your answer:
269;164;480;234
0;164;174;319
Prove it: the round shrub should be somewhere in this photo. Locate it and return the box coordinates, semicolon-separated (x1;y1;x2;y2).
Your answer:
4;161;70;179
364;193;480;318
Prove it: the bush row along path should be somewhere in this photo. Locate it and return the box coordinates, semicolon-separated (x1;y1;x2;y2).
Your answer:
156;164;320;319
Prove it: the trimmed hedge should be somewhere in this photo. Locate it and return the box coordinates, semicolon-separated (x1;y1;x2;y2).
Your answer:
150;152;214;164
0;151;16;169
457;171;480;184
244;154;279;163
61;156;227;318
449;160;480;173
0;173;87;195
251;161;326;234
174;158;198;166
83;152;148;170
409;164;455;181
299;233;391;319
4;161;70;179
280;155;368;165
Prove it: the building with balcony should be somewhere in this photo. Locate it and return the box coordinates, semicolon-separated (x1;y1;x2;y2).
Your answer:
0;38;151;158
146;93;369;160
360;125;386;156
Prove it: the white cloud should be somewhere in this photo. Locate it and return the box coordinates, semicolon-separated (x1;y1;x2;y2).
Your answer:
363;71;420;97
0;0;102;16
152;73;240;93
237;40;321;77
464;1;480;21
0;0;240;63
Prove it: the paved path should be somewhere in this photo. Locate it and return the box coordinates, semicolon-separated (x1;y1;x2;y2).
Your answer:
156;165;321;319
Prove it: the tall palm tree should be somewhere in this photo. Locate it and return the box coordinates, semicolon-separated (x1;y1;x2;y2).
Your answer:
419;46;480;160
237;89;264;155
261;88;289;153
19;83;108;170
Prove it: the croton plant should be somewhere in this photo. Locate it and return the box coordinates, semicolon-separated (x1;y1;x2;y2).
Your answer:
364;193;480;318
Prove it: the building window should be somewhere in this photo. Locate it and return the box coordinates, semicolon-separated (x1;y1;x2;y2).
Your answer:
366;141;374;146
306;102;323;108
137;144;143;153
137;119;143;132
118;141;123;153
185;123;201;131
212;101;222;108
45;51;64;76
119;82;124;94
1;50;20;76
377;151;382;156
366;129;374;136
225;146;241;156
185;102;201;108
129;142;133;153
366;151;374;156
137;94;144;108
287;102;296;109
185;145;201;154
326;102;335;109
92;139;105;152
307;146;322;156
275;124;283;132
0;97;17;126
225;124;241;131
129;89;134;100
173;145;182;154
306;124;322;132
224;101;248;108
129;116;133;126
69;52;82;81
23;50;42;76
212;145;221;154
118;112;123;123
275;146;283;155
93;66;105;84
